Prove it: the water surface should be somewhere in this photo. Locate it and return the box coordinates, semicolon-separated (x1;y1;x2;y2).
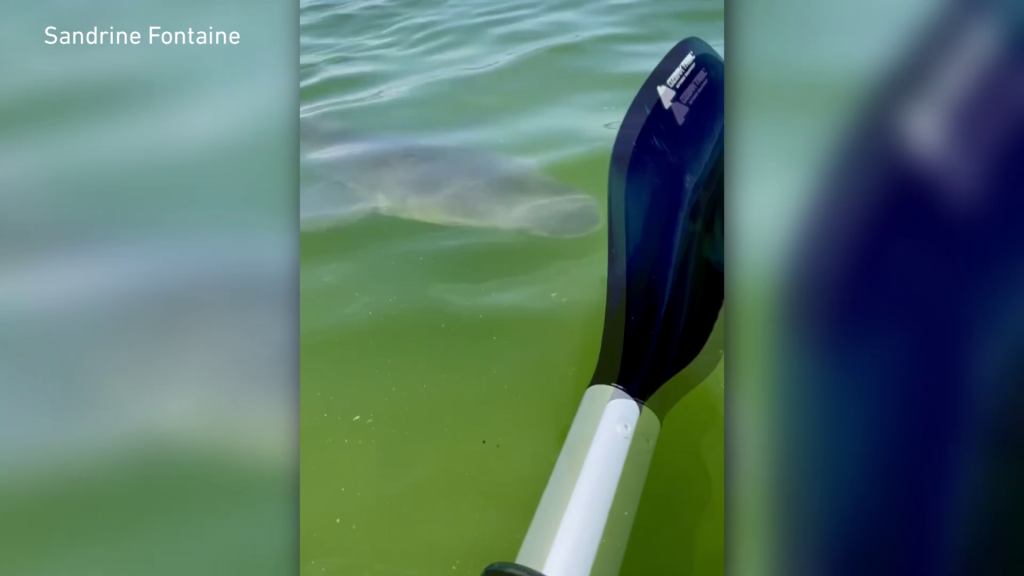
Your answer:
300;1;725;574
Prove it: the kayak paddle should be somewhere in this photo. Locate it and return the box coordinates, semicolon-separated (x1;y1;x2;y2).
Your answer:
482;35;725;576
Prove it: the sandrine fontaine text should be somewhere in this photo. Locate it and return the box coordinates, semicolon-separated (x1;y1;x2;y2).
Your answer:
45;26;240;45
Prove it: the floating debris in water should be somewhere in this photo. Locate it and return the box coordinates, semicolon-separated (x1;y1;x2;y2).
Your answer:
366;419;373;424
353;415;360;421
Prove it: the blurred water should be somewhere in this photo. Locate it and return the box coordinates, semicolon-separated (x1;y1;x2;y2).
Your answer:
0;1;295;575
299;1;723;575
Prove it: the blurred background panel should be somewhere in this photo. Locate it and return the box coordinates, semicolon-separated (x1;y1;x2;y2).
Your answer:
731;0;1024;575
727;0;936;570
0;2;296;576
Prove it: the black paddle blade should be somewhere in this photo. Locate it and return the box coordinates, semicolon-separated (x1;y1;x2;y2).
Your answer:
590;37;724;403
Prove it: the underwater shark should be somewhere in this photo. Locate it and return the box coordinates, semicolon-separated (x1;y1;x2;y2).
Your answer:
299;119;603;237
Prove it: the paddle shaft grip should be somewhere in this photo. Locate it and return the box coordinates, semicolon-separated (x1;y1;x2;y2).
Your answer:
503;385;660;576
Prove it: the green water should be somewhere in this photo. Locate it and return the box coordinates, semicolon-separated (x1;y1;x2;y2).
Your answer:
299;1;724;574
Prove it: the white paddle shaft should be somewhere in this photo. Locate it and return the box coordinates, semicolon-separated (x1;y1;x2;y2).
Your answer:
515;385;660;576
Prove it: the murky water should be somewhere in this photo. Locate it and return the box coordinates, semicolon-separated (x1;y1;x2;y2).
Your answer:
300;1;724;574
